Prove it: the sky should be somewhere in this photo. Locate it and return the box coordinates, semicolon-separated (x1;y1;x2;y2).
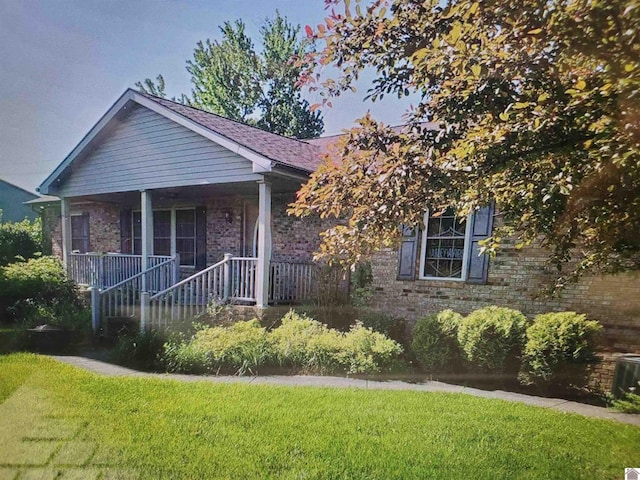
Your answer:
0;0;412;193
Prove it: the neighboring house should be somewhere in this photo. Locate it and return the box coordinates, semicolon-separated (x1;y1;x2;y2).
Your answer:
0;178;38;222
39;89;639;390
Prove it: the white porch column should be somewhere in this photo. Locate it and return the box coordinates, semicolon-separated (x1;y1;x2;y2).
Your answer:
140;190;154;289
255;179;272;308
60;197;72;272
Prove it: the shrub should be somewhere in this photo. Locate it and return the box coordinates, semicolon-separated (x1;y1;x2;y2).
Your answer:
163;320;272;376
270;311;403;374
338;324;403;374
611;392;640;414
0;218;42;266
521;312;601;383
356;310;406;344
457;306;528;372
411;310;463;373
270;311;333;369
350;261;373;307
112;329;168;371
163;339;213;375
0;256;81;323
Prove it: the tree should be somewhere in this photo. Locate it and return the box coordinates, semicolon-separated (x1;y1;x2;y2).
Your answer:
135;74;168;98
136;13;323;139
291;0;640;290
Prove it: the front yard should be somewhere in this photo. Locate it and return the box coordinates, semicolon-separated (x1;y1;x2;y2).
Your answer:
1;353;638;479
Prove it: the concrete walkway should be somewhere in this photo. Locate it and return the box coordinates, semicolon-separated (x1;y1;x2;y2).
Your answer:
51;355;640;427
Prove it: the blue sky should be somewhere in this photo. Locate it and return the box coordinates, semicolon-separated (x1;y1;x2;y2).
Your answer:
0;0;411;192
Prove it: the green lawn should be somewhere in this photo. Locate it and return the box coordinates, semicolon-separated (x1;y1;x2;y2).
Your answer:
1;353;638;479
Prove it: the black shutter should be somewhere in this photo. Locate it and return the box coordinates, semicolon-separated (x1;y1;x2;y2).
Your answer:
397;225;419;280
195;207;207;270
466;202;495;284
120;209;132;254
82;212;90;253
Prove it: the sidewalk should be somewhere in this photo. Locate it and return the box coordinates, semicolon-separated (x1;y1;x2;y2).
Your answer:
51;355;640;426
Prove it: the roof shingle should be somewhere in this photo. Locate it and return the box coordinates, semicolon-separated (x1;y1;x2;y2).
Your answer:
139;92;324;172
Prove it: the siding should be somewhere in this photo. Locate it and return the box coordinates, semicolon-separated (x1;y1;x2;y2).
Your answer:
59;105;262;197
0;180;38;222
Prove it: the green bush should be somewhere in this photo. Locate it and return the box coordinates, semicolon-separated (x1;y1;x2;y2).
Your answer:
611;392;640;413
356;310;406;344
457;306;528;372
179;319;271;374
270;311;403;374
164;311;404;376
270;311;336;370
411;310;463;372
351;261;373;307
0;257;83;323
338;324;403;374
521;312;601;383
0;218;42;266
112;329;168;371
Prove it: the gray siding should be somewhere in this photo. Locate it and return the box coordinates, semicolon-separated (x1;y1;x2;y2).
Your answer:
0;180;38;222
59;105;261;197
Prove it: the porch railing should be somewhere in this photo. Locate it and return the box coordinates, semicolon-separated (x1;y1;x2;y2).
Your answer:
69;252;174;289
148;255;258;328
269;261;316;304
95;256;178;329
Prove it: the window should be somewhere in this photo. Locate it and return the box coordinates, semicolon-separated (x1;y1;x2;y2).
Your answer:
71;214;90;253
175;209;196;266
132;208;196;266
419;209;471;280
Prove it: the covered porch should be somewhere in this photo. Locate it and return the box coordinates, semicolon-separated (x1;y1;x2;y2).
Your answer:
59;179;325;331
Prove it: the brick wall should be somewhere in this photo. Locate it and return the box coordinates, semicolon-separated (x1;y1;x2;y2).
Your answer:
368;238;640;390
48;194;327;266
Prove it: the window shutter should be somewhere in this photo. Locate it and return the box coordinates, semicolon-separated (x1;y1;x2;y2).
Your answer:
120;209;132;254
81;212;90;253
195;207;207;270
397;225;419;280
466;202;495;284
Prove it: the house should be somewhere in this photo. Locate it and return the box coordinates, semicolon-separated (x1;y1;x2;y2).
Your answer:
38;89;336;329
40;89;639;390
0;178;38;223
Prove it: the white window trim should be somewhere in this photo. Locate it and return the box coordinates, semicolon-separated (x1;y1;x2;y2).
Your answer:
132;207;197;267
418;209;473;282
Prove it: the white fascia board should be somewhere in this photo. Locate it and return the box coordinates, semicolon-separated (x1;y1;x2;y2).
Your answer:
131;93;273;173
38;91;136;195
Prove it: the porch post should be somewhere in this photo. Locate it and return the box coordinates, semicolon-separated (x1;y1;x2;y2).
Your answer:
60;197;72;273
140;190;154;291
255;179;272;307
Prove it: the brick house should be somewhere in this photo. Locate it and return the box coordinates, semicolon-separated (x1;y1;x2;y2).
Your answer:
40;89;639;388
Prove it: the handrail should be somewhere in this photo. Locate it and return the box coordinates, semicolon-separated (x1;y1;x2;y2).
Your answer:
149;258;227;300
148;255;258;328
101;257;175;295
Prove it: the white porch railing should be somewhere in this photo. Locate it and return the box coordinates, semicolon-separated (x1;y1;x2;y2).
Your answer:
269;261;316;304
92;256;178;331
69;252;174;289
148;255;258;328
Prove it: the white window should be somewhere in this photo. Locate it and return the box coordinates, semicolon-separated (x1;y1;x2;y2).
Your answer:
419;208;472;281
132;208;196;267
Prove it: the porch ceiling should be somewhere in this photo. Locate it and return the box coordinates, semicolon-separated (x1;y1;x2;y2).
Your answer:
65;176;304;207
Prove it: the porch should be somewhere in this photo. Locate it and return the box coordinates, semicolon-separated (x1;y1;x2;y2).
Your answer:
59;181;339;332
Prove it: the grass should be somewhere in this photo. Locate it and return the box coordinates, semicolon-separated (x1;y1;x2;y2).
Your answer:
1;353;639;479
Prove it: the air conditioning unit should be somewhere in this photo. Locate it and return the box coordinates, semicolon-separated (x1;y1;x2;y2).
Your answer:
612;355;640;398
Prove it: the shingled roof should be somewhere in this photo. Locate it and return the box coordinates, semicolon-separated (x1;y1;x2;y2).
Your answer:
138;92;324;173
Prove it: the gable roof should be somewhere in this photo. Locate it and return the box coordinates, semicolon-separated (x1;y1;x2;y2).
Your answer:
39;89;324;195
139;93;323;172
0;178;38;198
